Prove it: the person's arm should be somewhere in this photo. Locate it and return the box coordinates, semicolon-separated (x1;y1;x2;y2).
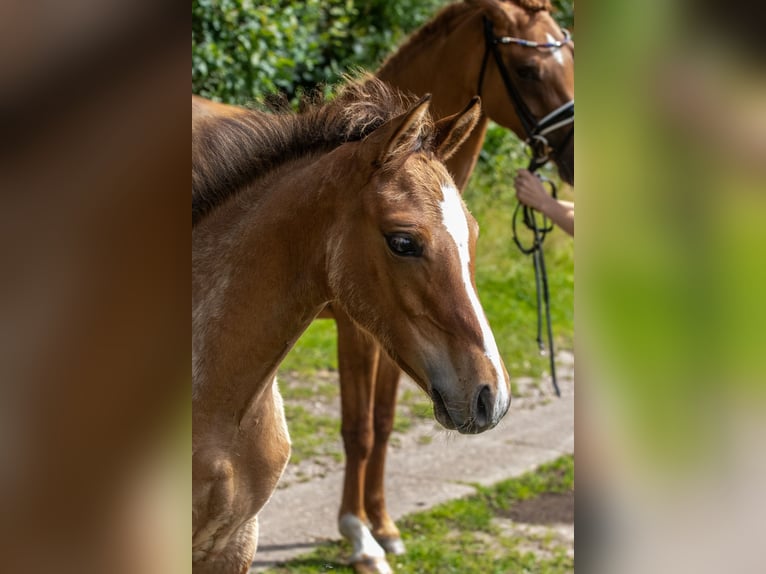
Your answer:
514;169;574;236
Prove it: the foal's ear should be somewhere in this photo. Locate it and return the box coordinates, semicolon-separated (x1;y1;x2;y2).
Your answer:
376;94;432;165
433;96;482;161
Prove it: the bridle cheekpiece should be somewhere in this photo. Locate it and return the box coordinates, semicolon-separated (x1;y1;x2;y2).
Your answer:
476;15;575;397
477;16;574;173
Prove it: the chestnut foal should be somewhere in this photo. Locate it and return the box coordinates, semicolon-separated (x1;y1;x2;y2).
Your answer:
192;78;510;573
325;3;574;572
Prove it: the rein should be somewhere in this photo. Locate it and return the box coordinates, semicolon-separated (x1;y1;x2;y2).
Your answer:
477;16;574;397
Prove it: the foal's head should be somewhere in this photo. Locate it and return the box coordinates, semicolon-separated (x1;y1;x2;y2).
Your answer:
470;0;574;184
329;96;511;434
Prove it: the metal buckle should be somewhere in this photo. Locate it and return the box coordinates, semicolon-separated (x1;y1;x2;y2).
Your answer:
526;134;550;165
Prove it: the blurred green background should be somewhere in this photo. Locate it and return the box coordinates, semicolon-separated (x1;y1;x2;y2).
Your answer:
579;0;766;469
575;2;766;572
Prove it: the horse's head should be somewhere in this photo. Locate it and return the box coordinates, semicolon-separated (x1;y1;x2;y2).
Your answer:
469;0;574;184
328;95;510;434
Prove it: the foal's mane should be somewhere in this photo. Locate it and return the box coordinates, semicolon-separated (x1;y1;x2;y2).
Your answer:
377;0;552;78
192;76;415;225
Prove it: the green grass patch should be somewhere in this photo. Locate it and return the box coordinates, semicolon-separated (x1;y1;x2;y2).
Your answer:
283;404;342;464
392;413;414;434
464;150;574;381
279;320;338;375
393;384;434;434
397;387;432;417
280;376;338;401
261;454;574;573
474;455;574;511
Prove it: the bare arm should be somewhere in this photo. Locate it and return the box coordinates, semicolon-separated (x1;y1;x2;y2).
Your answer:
514;169;574;237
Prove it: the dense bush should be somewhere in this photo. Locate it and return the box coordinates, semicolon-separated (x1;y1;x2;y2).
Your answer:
551;0;574;30
192;0;445;105
192;0;572;105
192;0;573;161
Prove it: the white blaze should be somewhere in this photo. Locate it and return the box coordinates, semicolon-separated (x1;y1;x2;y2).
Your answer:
547;33;565;66
439;184;509;417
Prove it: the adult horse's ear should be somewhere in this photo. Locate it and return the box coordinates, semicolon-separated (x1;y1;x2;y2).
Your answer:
433;96;482;161
376;94;432;165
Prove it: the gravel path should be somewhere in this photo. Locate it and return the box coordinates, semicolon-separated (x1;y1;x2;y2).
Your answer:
250;351;575;571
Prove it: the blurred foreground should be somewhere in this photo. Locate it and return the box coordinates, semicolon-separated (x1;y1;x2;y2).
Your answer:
578;1;766;572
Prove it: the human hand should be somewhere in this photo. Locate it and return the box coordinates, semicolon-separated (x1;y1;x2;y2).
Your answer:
513;169;552;212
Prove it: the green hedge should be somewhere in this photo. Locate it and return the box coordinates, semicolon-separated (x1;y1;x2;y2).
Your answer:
192;0;446;105
193;0;573;163
192;0;573;105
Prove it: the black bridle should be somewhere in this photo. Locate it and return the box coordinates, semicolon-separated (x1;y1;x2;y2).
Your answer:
477;16;574;397
477;17;574;171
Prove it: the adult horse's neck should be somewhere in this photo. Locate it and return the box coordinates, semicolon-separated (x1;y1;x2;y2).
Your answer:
377;5;488;189
192;150;357;425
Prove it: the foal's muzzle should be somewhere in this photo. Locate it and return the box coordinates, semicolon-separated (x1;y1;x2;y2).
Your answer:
431;383;500;435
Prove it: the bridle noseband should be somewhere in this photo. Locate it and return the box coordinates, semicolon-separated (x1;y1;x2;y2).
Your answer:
477;16;574;397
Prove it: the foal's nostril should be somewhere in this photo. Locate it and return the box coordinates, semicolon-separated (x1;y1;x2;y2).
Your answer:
474;385;493;428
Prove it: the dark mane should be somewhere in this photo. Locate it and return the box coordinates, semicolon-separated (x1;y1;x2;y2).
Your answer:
377;0;552;78
192;76;413;225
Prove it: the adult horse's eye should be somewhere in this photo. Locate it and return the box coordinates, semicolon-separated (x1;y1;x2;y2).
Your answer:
516;65;540;81
385;233;422;257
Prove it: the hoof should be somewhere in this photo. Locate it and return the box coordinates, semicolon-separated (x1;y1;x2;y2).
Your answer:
375;536;406;556
352;555;393;574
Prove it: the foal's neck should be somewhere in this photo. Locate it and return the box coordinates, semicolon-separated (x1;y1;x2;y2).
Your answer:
192;151;358;422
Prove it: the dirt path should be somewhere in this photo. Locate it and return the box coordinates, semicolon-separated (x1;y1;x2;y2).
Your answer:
250;351;574;571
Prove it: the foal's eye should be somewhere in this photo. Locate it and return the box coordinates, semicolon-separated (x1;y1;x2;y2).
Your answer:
516;65;540;81
385;233;422;257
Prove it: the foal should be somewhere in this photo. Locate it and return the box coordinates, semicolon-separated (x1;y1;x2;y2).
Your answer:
192;78;510;573
327;2;575;571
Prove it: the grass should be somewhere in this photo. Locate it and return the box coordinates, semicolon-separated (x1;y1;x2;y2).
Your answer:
464;150;574;381
261;454;574;573
282;404;343;464
280;320;339;375
391;385;435;434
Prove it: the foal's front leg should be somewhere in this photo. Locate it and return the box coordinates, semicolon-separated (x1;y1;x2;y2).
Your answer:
335;310;393;574
193;379;291;574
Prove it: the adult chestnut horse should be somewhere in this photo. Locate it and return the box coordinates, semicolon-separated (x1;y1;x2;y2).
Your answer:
192;77;511;573
323;2;574;572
